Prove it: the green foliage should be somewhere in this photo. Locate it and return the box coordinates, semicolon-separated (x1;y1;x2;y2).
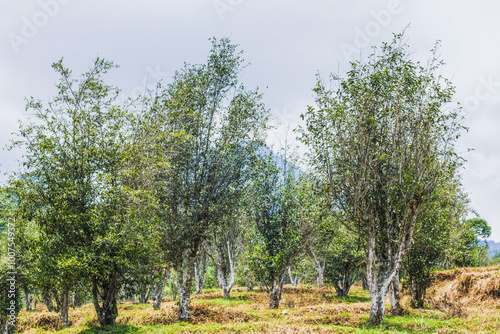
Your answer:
247;153;306;297
324;226;365;296
403;176;468;308
452;218;491;268
139;37;270;319
466;218;491;240
8;57;154;326
299;31;466;324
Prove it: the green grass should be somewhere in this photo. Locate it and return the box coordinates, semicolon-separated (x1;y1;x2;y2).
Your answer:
197;297;251;306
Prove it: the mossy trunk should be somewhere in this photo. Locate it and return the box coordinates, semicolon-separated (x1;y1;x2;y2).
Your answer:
410;278;427;308
268;281;284;309
389;273;403;316
177;259;196;322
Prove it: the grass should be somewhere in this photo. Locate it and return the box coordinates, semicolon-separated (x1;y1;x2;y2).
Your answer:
15;271;500;333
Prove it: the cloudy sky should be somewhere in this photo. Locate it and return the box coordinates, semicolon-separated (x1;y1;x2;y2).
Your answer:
1;1;499;239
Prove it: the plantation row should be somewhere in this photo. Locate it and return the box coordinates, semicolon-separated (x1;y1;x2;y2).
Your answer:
0;34;489;332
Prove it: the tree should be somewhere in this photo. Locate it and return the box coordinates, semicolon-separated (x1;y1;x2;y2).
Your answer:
300;33;465;324
453;218;491;267
296;174;330;289
466;218;491;239
403;176;469;308
324;225;365;297
9;58;153;326
209;212;243;299
150;37;269;321
247;154;306;309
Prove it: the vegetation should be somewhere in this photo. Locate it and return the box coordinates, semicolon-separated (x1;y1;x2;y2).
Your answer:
299;32;466;323
0;33;496;333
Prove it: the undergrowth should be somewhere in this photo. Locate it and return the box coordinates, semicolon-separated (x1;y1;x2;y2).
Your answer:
15;267;500;333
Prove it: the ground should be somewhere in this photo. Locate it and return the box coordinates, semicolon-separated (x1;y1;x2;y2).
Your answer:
15;267;500;333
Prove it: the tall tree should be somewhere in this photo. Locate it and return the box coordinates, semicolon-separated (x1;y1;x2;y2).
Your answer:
9;58;151;326
209;213;243;299
300;33;465;324
248;154;307;309
150;37;269;321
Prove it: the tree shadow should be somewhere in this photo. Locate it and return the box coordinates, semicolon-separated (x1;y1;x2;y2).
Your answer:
326;294;370;304
78;324;141;334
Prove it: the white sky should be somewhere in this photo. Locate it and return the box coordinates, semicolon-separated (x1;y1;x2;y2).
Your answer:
1;0;499;239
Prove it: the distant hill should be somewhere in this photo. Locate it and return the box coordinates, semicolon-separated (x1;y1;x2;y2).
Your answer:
486;240;500;257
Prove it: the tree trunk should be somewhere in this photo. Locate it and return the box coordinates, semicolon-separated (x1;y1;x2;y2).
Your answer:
217;266;235;299
288;266;298;287
24;287;33;311
153;268;170;310
216;240;236;299
367;222;410;324
308;246;324;288
71;291;75;308
246;271;253;291
194;255;207;294
369;284;387;325
92;275;119;326
334;271;353;297
177;259;195;322
367;226;388;325
43;289;53;312
361;273;368;290
268;281;284;309
389;273;403;316
58;289;70;328
138;282;151;304
410;278;426;308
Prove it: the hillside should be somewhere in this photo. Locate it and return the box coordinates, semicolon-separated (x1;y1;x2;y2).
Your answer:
486;240;500;256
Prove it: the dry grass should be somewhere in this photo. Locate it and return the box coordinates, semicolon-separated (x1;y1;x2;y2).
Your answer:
15;270;500;333
426;265;500;319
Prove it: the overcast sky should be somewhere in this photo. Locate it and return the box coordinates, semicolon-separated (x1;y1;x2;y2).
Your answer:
1;0;499;239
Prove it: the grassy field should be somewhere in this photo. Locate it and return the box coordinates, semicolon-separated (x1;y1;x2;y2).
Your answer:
16;267;500;333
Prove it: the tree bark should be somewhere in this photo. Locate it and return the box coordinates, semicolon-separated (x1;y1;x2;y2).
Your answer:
361;273;368;290
138;281;151;304
389;273;403;316
367;218;413;324
367;225;388;325
216;240;236;299
246;271;253;291
92;275;119;326
288;266;298;287
308;246;324;288
194;256;207;295
153;267;170;310
43;289;53;312
217;266;235;299
58;289;70;328
410;278;426;308
268;281;284;309
24;287;33;311
177;259;196;322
